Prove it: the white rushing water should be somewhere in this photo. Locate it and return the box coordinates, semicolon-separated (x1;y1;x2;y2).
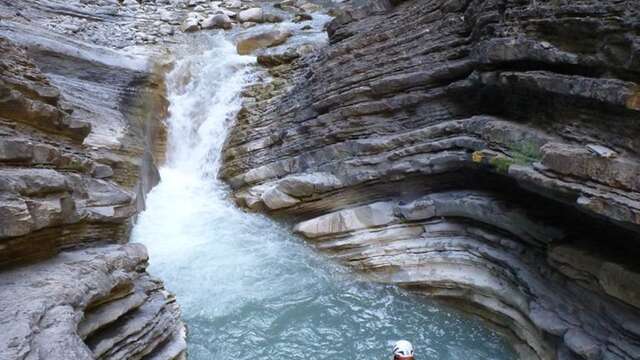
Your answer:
131;33;516;360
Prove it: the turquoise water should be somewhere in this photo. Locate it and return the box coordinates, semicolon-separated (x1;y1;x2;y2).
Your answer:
131;34;516;360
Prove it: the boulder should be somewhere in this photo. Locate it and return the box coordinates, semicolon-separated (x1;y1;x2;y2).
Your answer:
293;13;312;22
238;7;283;23
275;1;300;13
241;21;257;29
297;1;322;13
294;202;397;238
238;7;263;22
263;13;284;23
180;17;200;32
92;163;114;179
216;8;237;18
262;187;300;209
202;14;233;30
223;0;242;8
236;30;291;55
257;48;299;67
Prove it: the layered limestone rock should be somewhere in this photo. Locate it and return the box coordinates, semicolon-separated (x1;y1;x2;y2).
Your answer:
0;1;187;358
0;244;186;360
222;0;640;358
0;33;162;267
0;0;330;358
0;31;185;360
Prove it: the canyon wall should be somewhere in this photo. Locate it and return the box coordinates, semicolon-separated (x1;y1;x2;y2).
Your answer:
222;0;640;358
0;1;184;359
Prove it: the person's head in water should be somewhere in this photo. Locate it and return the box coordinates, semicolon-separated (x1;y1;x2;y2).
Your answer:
393;340;414;360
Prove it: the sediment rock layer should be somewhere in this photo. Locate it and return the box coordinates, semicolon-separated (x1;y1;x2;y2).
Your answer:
0;0;332;357
0;244;186;360
0;25;165;267
0;1;184;358
222;0;640;358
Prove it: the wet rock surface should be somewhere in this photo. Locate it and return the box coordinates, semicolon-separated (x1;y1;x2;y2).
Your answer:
222;0;640;359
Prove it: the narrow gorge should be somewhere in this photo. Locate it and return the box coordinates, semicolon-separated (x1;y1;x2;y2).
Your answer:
1;1;639;360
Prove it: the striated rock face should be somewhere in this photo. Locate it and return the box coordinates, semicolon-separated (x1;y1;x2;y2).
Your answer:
0;0;331;357
0;30;185;360
0;32;163;267
222;0;640;358
0;244;185;360
0;1;185;358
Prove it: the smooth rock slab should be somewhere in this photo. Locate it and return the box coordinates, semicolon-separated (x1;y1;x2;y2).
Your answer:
294;201;396;238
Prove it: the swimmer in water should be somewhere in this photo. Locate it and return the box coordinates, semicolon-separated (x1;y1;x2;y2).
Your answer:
392;340;415;360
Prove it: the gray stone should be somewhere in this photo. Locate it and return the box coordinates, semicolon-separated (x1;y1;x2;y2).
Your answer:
223;0;241;8
180;17;200;32
564;329;601;360
180;13;203;32
261;187;300;209
238;8;263;22
0;245;186;360
0;138;33;162
78;292;148;339
92;163;114;179
586;144;617;158
236;29;291;55
294;201;397;238
201;14;232;30
0;194;33;238
235;8;282;23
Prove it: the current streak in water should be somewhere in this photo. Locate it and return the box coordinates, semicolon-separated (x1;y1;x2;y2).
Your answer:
131;34;515;360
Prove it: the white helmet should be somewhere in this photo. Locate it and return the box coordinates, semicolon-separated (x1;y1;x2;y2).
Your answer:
393;340;414;359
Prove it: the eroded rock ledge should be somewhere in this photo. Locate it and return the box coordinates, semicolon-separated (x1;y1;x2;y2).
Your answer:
222;0;640;358
0;0;183;358
0;244;185;360
0;30;164;267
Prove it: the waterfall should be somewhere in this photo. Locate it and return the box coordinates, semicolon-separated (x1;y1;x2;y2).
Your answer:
163;35;251;176
131;33;515;360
